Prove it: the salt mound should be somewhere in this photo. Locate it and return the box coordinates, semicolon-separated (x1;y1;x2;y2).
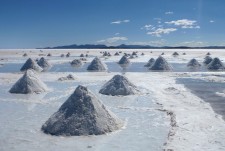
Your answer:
187;58;201;67
20;58;43;72
66;52;70;57
42;85;123;136
37;57;51;70
203;56;213;65
99;74;138;96
206;52;211;55
150;56;172;70
58;74;76;81
87;57;107;71
144;58;155;67
9;69;48;94
71;59;82;67
207;57;225;70
118;55;130;65
172;52;179;56
114;52;119;56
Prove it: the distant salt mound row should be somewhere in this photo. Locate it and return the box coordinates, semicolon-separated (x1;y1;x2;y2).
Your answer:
207;57;225;70
118;55;130;65
37;57;51;71
203;56;213;65
71;59;82;67
99;74;138;96
187;58;201;67
58;74;76;81
87;57;107;71
144;58;155;67
20;58;43;72
42;85;123;136
9;69;48;94
150;56;172;70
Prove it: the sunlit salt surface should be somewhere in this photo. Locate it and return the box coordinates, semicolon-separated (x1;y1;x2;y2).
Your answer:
0;81;169;151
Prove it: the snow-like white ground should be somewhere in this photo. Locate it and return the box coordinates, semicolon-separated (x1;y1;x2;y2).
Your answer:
1;49;225;151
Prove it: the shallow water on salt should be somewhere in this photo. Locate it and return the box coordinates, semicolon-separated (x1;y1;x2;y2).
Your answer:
176;78;225;120
0;62;213;73
0;81;169;151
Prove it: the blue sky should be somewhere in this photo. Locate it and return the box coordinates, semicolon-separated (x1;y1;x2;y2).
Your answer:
0;0;225;48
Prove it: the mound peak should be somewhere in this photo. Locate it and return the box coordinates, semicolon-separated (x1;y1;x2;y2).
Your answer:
42;85;123;136
20;58;43;72
150;56;172;70
144;58;155;67
207;57;225;70
9;69;48;94
87;57;107;71
99;74;138;96
37;57;51;71
118;55;130;65
187;58;201;67
203;56;213;65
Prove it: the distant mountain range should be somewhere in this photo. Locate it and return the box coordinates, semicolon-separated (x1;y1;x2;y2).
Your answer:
41;44;225;49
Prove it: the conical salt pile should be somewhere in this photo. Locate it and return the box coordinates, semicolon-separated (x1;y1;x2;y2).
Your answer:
207;57;225;70
42;85;123;136
118;55;130;65
172;52;179;56
114;52;120;56
87;57;107;71
37;57;51;71
20;58;43;72
99;74;138;96
9;69;48;94
144;58;155;67
187;58;201;67
203;56;213;65
150;56;172;70
71;59;82;67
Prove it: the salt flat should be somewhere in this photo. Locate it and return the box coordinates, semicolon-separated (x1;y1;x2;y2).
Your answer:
0;49;225;151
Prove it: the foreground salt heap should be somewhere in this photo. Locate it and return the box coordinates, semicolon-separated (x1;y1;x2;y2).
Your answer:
87;57;107;71
42;85;123;136
37;57;51;71
99;74;138;96
118;55;130;65
150;56;172;70
187;58;201;67
9;69;48;94
144;58;155;67
207;57;225;70
20;58;43;72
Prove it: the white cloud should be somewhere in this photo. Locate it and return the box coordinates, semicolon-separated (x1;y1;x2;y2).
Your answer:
147;28;177;37
141;24;154;30
176;41;207;47
165;11;174;15
210;20;215;23
130;39;166;46
97;36;128;44
115;33;120;35
111;19;130;24
165;19;200;29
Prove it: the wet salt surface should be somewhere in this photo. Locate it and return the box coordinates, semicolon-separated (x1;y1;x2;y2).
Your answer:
176;78;225;120
0;62;212;73
0;81;169;151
